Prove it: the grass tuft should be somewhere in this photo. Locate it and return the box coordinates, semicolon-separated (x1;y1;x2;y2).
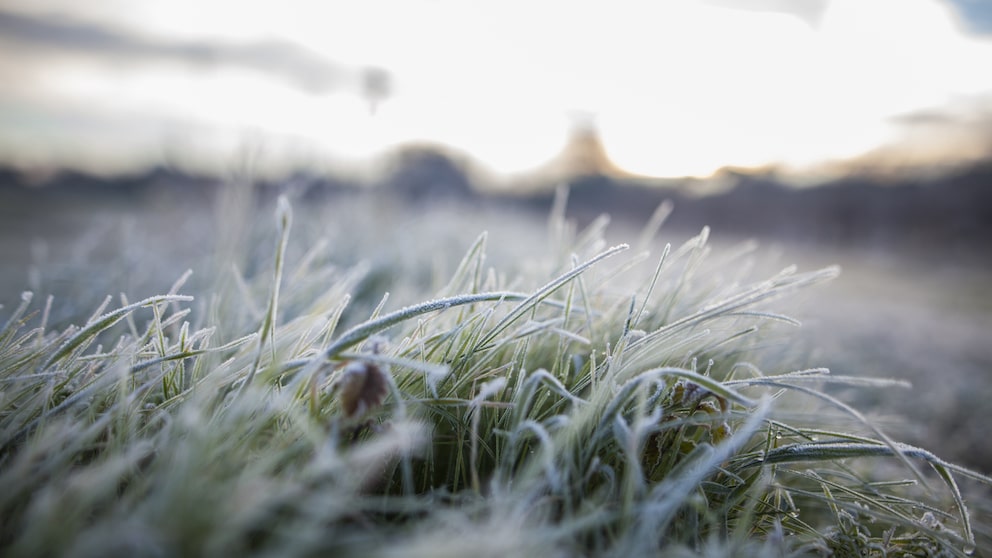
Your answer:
0;193;987;557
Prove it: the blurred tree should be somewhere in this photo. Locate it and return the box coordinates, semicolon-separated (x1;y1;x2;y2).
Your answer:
361;66;392;115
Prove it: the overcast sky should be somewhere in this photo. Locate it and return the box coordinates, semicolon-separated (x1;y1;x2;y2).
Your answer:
0;0;990;180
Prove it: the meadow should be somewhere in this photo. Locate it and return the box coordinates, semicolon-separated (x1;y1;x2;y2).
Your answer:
1;180;990;556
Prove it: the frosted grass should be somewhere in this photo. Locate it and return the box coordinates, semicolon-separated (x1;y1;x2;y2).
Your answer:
0;190;988;557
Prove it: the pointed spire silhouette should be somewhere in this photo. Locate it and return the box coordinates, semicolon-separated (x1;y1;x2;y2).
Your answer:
540;113;631;181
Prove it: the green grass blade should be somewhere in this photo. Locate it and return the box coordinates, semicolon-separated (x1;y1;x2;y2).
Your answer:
39;294;193;372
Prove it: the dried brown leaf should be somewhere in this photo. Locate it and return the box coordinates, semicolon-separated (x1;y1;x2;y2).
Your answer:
336;360;389;419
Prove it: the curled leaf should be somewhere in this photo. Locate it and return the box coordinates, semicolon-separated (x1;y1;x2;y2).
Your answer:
336;360;389;420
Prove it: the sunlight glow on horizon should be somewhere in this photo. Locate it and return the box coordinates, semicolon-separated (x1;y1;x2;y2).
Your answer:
1;0;991;180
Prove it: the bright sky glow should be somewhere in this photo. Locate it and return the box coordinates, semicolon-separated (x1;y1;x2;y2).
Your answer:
0;0;990;179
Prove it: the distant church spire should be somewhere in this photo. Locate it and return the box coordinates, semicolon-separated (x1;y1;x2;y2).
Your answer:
550;113;627;179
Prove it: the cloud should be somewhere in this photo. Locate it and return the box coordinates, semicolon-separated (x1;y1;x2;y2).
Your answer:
700;0;831;27
893;96;992;146
701;0;992;35
0;10;380;95
826;95;992;174
951;0;992;34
